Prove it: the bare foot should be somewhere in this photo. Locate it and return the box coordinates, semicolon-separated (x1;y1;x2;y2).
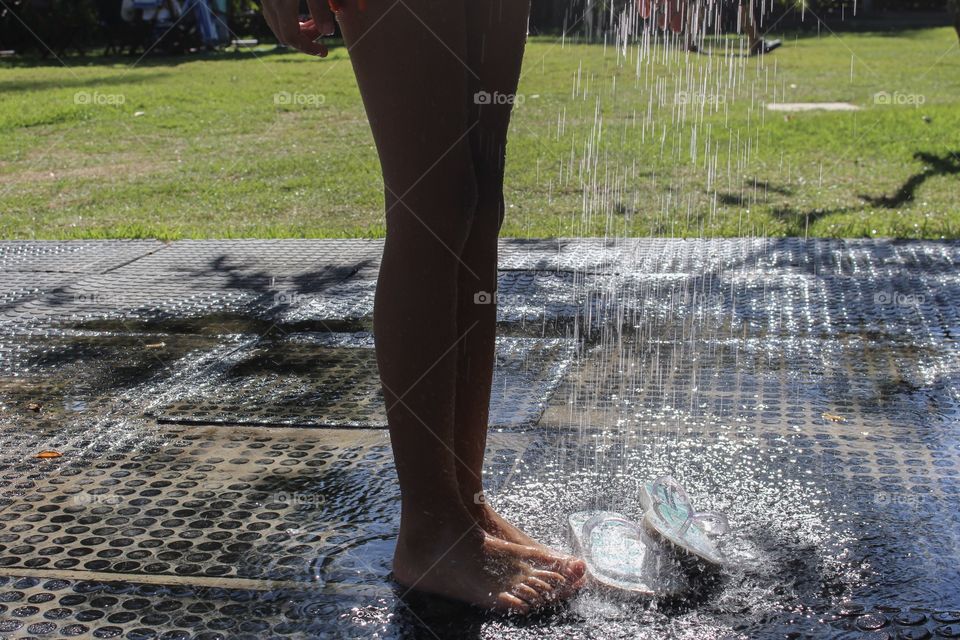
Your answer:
392;523;586;613
466;499;587;585
472;501;549;549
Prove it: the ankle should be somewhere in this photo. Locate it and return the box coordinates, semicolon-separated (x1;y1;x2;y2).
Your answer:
395;520;485;568
398;502;476;543
461;486;487;511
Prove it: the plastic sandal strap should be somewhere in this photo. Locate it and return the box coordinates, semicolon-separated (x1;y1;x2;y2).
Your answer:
648;475;695;534
689;511;729;536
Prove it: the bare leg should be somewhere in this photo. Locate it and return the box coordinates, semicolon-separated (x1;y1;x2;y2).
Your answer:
337;0;583;612
451;0;568;554
954;1;960;42
684;0;701;52
741;0;771;53
746;2;780;54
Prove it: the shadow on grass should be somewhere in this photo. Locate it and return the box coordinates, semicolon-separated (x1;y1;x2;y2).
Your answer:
0;71;175;93
719;181;795;207
771;205;852;233
709;152;958;233
0;42;347;70
860;151;960;209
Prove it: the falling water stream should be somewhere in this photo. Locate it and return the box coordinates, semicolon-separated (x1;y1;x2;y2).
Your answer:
1;5;959;640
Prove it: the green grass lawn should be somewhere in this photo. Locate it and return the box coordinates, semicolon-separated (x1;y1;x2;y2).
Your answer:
1;27;958;239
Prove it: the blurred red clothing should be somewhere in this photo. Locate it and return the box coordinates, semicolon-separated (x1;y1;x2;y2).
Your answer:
638;0;686;33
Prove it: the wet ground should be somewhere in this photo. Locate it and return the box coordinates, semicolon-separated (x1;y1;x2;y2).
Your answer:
0;238;958;639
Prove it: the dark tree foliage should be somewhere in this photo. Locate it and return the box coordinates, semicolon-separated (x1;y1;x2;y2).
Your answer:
0;0;271;55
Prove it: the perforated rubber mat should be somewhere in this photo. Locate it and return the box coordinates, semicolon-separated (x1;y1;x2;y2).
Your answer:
105;240;383;278
148;332;575;429
0;241;163;275
1;240;384;328
273;269;604;324
0;238;958;639
0;330;246;431
0;424;539;584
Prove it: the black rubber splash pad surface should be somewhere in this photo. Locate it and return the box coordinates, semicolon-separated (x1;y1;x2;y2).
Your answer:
1;419;959;638
0;241;163;275
0;238;959;639
147;332;575;430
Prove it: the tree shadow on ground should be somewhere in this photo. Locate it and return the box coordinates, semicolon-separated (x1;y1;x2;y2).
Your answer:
721;152;959;233
719;181;795;208
860;151;960;209
771;205;852;233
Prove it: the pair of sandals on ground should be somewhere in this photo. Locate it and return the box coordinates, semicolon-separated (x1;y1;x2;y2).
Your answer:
568;475;731;597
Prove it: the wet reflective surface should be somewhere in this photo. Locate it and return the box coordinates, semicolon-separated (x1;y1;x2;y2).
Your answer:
1;238;959;639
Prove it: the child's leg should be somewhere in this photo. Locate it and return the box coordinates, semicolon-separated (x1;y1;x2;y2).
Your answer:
337;0;583;611
451;0;562;552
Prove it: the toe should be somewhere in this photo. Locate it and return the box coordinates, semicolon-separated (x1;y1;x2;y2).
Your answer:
531;569;566;586
495;592;530;614
531;568;583;600
513;543;583;577
561;557;587;582
525;577;558;603
525;576;554;595
512;583;543;607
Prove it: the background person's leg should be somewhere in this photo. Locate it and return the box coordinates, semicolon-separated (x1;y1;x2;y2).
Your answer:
742;0;779;54
953;0;960;42
684;0;702;51
744;1;761;51
336;0;580;610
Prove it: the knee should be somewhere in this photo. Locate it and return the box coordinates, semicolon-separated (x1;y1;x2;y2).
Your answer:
470;131;508;231
472;163;506;233
383;154;480;253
